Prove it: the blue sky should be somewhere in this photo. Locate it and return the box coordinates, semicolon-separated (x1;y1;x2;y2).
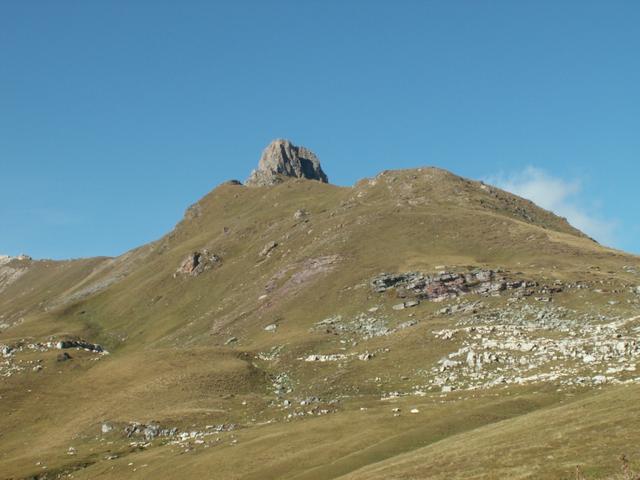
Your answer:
1;1;638;259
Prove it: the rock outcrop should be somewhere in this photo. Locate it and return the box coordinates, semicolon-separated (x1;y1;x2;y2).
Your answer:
0;254;31;265
174;250;221;277
370;270;528;302
55;339;104;352
246;139;328;186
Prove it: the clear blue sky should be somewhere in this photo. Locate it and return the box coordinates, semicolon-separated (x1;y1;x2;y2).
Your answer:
1;1;638;259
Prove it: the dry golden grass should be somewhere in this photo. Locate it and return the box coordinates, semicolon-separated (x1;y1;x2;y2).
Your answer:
1;169;639;479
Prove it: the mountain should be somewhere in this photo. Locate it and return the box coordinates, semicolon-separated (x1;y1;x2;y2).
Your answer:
1;140;639;480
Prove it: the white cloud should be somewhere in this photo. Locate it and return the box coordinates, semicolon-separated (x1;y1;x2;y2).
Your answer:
487;167;616;246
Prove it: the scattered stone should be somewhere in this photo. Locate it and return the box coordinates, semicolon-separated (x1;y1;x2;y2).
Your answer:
143;423;161;441
439;359;460;370
433;329;456;340
225;337;238;345
592;375;607;385
123;422;183;441
293;209;308;220
57;352;72;362
426;304;640;393
259;241;278;258
304;354;347;362
312;314;391;339
393;300;420;309
257;345;283;361
397;320;418;330
410;408;420;414
264;324;277;332
438;301;483;316
271;372;293;395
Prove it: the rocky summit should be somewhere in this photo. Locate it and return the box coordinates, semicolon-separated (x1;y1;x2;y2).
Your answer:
1;145;639;480
246;138;328;186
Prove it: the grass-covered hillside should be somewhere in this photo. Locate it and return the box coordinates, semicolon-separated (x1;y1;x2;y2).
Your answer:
1;165;639;479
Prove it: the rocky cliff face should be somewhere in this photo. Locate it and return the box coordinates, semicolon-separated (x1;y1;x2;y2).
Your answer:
246;139;328;186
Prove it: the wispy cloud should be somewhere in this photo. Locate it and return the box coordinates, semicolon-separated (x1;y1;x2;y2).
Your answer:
32;208;83;227
487;167;616;246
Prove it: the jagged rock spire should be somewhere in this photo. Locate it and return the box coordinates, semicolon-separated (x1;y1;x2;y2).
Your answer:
245;139;328;186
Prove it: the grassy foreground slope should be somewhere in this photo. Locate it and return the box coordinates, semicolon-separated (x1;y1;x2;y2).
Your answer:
1;167;639;479
59;384;640;480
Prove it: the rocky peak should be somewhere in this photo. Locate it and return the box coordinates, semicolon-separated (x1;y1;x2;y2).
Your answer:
246;139;328;186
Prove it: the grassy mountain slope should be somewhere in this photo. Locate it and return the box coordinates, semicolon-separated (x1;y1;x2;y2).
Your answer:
1;167;638;479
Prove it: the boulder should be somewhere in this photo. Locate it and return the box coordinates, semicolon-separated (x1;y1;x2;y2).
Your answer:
259;241;278;257
293;209;308;220
143;423;161;440
57;352;72;362
101;422;113;434
174;250;221;277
